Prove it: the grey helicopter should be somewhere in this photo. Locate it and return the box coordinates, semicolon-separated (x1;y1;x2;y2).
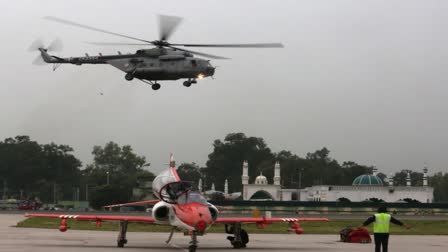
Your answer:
30;15;284;90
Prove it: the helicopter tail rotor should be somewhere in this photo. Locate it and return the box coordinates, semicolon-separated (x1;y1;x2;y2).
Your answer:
28;38;63;52
29;39;63;65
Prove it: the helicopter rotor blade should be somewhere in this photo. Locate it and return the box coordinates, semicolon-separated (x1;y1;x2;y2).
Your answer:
167;45;229;60
48;38;63;52
44;16;155;45
169;43;284;48
32;54;46;65
158;14;183;41
28;39;45;51
86;42;150;46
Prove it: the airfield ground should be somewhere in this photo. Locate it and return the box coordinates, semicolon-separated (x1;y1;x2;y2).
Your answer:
1;213;447;252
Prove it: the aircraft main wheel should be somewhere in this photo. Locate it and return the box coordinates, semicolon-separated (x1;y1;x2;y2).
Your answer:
125;73;134;81
188;245;197;252
117;240;125;247
183;81;191;87
241;229;249;247
232;240;243;249
152;84;161;90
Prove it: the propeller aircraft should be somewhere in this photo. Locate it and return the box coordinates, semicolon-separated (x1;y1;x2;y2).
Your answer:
30;15;284;90
25;155;328;252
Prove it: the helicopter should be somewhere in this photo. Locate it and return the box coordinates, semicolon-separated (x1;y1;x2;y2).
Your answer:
30;15;284;90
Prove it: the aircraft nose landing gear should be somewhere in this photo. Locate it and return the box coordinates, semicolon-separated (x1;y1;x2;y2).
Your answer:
225;223;249;249
189;231;198;252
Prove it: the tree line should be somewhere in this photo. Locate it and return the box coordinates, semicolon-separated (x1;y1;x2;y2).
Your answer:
1;133;447;207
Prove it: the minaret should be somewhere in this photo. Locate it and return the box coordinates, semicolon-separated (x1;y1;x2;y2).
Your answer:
423;163;428;187
224;179;228;195
372;165;377;176
211;183;215;191
274;161;281;186
406;171;411;186
198;178;203;192
388;173;394;186
242;160;249;185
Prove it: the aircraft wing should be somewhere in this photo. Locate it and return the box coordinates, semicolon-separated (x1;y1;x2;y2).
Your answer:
25;213;155;224
214;217;329;234
215;217;329;224
103;199;160;209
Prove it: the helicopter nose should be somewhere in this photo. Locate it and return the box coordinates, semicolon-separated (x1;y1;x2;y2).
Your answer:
206;66;215;76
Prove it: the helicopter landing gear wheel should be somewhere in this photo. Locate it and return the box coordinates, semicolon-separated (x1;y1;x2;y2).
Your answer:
125;73;134;81
152;83;161;90
191;79;197;84
183;81;192;87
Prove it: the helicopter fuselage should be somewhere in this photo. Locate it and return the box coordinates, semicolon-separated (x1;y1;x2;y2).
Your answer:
39;47;215;83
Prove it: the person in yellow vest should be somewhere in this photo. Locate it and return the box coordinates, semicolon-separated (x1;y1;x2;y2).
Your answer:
358;206;411;252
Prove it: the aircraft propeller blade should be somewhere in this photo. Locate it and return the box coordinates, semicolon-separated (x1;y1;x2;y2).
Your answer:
169;43;284;48
158;14;183;41
44;16;155;45
167;45;230;60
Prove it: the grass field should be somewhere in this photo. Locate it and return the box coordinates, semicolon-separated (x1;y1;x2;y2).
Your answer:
16;217;448;235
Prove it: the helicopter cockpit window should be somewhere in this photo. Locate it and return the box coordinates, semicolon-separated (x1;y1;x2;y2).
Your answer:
177;192;208;205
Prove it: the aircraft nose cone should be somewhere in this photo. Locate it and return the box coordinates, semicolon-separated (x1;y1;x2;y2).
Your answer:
196;220;207;232
206;66;215;76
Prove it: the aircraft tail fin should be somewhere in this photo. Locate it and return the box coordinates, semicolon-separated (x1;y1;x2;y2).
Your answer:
38;48;58;63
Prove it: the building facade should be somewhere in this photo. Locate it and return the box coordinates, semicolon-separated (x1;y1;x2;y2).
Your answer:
241;161;434;202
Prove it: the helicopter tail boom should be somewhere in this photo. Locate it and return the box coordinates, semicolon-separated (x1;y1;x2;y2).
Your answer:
38;48;62;63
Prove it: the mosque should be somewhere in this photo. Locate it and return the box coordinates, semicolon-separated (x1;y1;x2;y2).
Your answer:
240;161;434;202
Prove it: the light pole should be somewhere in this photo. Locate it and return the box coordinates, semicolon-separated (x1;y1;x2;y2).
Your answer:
106;171;110;185
85;184;89;201
296;167;303;201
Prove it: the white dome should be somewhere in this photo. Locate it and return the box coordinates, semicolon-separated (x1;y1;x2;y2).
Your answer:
255;172;268;185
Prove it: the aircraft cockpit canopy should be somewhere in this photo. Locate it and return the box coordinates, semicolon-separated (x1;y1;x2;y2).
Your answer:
177;192;208;205
158;181;192;203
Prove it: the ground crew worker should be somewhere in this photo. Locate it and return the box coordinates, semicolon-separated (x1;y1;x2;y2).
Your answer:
358;206;411;252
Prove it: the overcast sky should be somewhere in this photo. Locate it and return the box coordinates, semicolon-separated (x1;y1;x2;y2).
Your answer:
1;0;447;176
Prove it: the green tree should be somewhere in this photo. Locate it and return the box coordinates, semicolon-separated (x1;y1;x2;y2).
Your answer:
306;148;343;185
341;161;371;185
84;142;153;208
430;172;448;202
0;136;82;202
393;170;423;186
177;163;202;184
203;133;274;193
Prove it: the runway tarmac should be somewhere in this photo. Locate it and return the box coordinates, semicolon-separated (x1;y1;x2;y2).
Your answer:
1;214;447;252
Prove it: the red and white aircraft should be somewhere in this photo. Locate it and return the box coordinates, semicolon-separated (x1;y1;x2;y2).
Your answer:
26;155;328;252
